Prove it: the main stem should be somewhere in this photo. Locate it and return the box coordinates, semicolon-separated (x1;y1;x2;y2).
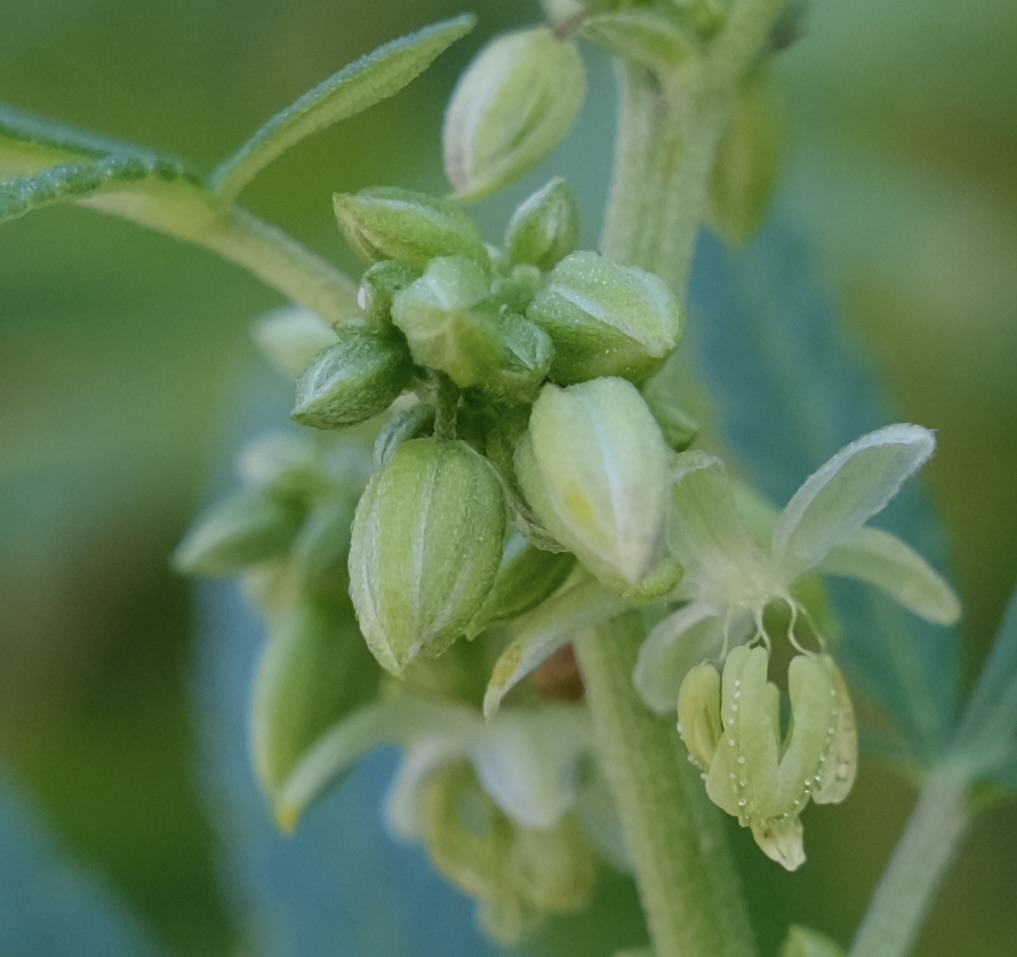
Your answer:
847;767;971;957
575;616;758;957
584;5;790;953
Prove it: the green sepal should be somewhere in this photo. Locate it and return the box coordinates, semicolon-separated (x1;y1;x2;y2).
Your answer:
334;186;488;270
467;531;577;638
373;403;436;467
443;27;585;202
211;15;477;200
357;259;420;332
708;67;784;246
291;324;413;429
676;660;723;771
251;599;379;818
527;251;683;384
505;177;580;271
348;438;506;676
172;488;302;576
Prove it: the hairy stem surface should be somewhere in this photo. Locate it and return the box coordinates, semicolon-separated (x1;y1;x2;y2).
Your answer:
575;615;758;957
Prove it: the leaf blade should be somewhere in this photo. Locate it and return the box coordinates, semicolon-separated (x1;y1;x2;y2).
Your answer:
211;14;477;200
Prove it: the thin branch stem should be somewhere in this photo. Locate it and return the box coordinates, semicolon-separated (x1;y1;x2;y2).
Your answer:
575;615;758;957
848;766;971;957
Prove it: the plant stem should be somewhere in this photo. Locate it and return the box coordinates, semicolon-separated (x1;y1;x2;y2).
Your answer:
575;615;758;957
86;190;360;324
847;766;971;957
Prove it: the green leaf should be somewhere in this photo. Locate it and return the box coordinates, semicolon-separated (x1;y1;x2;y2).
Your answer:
0;102;183;176
483;579;631;718
772;423;936;580
274;695;477;831
211;14;477;200
0;154;209;226
817;525;960;625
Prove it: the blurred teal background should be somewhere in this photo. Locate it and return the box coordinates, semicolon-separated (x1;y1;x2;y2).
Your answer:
1;0;1015;954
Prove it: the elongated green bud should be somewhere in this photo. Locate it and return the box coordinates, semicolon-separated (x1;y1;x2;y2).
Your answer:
527;251;683;384
173;489;301;576
357;259;420;331
392;256;553;400
505;177;580;271
349;438;506;675
515;378;677;593
443;27;585;202
251;600;378;824
581;7;699;75
334;186;488;269
291;324;413;430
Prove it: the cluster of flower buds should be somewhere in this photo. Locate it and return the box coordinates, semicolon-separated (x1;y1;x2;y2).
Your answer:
677;644;857;870
281;174;690;680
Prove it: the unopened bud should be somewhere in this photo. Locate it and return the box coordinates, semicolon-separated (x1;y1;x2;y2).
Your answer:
334;186;488;269
443;28;585;202
358;259;420;331
515;378;675;592
527;251;683;384
392;256;553;400
348;438;506;675
505;177;580;271
291;324;413;430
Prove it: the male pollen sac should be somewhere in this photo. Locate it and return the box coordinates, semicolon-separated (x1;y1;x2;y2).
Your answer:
677;645;858;871
348;438;506;677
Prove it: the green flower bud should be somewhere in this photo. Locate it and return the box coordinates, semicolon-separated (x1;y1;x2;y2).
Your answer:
581;7;699;76
348;438;506;675
291;324;413;430
250;599;378;824
677;644;858;870
251;305;337;378
392;256;553;400
333;186;488;269
515;378;675;592
467;531;577;637
505;177;580;271
527;251;683;384
443;27;585;202
357;259;420;331
490;262;543;315
417;761;597;946
173;489;302;576
708;67;784;246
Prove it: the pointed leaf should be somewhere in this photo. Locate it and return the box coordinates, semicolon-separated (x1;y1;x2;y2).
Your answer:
818;525;960;625
274;695;478;831
471;706;590;829
212;15;476;200
772;424;936;579
0;154;209;226
0;102;183;176
483;579;631;718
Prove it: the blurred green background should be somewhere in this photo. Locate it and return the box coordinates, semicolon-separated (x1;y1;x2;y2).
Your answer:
1;0;1015;954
